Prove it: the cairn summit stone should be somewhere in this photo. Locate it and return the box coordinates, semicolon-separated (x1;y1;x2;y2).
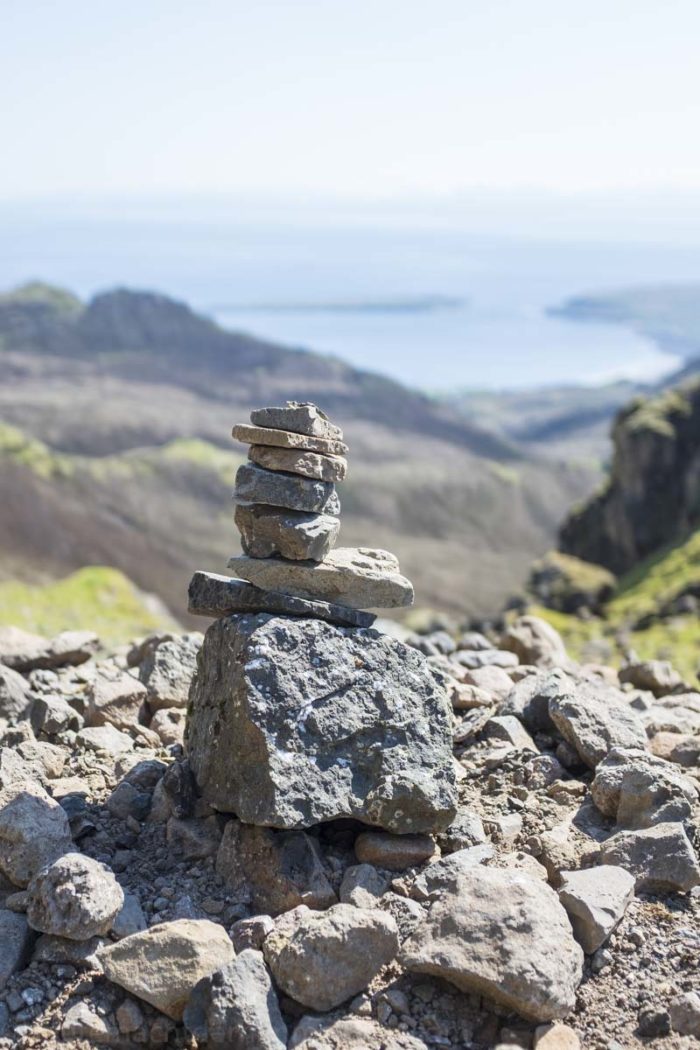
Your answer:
185;614;457;833
250;402;343;440
227;547;414;610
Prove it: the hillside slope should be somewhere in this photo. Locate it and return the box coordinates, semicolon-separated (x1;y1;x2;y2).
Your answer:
0;283;593;620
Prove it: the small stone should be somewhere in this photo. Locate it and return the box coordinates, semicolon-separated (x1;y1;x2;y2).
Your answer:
106;781;152;822
230;914;275;952
591;747;697;828
249;444;347;482
98;919;234;1020
0;664;32;723
354;831;436;871
31;932;106;968
263;903;399;1012
599;822;700;892
637;1005;671;1037
410;844;493;902
86;670;148;730
116;998;144;1035
484;715;537;751
62;1001;119;1045
167;815;223;859
377;893;426;942
112;892;147;939
669;991;700;1036
619;659;684;697
339;864;387;908
184;948;287;1050
138;633;201;711
27;853;124;939
226;548;413;610
232;422;347;456
500;616;570;669
31;695;82;737
534;1022;581;1048
0;781;73;887
76;724;133;754
235;504;340;561
548;678;648;767
249;403;343;441
0;910;34;989
235;462;337;514
149;707;186;745
558;866;635;953
0;626;99;672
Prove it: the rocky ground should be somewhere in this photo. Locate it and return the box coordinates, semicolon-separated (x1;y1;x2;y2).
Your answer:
0;615;699;1049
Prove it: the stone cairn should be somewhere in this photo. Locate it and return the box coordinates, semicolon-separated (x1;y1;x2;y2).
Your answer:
186;401;457;835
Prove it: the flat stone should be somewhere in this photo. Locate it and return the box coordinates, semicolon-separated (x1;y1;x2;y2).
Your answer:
500;615;571;669
86;670;148;730
186;615;456;833
548;678;648;768
249;445;347;482
0;626;99;672
235;504;340;561
263;903;399;1012
354;831;436;871
0;782;73;887
62;1001;120;1045
138;633;201;711
76;724;133;754
599;822;700;893
290;1016;427;1049
215;822;336;916
234;463;338;514
98;919;234;1021
233;423;348;456
558;865;635;953
400;867;584;1022
188;572;375;628
250;402;343;440
27;854;124;940
0;910;34;989
591;747;697;828
184;948;287;1050
227;548;414;610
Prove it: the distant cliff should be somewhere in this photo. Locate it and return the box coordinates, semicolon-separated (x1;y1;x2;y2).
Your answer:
560;381;700;574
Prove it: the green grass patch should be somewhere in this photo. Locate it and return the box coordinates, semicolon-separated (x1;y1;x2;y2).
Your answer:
0;566;179;647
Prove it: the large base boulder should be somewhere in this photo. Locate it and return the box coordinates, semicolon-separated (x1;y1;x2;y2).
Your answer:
185;615;457;833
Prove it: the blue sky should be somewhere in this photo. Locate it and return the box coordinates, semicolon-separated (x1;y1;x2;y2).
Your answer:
3;0;700;200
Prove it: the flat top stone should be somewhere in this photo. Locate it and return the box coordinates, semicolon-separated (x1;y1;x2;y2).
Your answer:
227;547;414;610
232;423;348;457
250;402;343;440
248;445;347;483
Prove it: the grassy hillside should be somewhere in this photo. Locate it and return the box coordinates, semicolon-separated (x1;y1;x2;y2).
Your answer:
0;566;179;646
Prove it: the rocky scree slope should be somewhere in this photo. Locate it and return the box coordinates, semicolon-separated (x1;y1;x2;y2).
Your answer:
0;612;699;1048
0;282;592;619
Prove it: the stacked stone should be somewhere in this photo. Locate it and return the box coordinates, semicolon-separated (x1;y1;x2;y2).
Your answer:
188;401;414;628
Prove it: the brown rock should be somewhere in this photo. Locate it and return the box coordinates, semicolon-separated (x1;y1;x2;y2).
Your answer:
232;423;348;456
354;831;436;871
249;445;347;482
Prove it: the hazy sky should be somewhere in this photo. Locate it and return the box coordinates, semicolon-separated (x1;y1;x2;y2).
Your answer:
3;0;700;200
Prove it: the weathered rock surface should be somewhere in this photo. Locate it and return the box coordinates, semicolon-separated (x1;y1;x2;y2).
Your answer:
400;867;584;1022
619;659;684;697
558;865;635;953
86;669;148;729
591;747;697;828
599;822;700;892
354;831;436;871
249;444;347;482
186;615;456;832
227;548;414;609
138;633;201;710
669;992;700;1037
26;853;124;939
263;903;399;1012
0;910;34;989
98;919;234;1020
0;782;72;887
500;615;570;668
410;844;494;902
250;402;343;440
0;626;98;671
548;679;648;767
184;949;287;1050
188;571;375;628
290;1015;428;1049
215;822;336;915
235;462;338;514
339;863;387;908
235;504;340;561
0;665;31;723
232;423;348;456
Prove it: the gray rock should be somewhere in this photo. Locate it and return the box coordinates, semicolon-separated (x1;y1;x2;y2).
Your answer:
400;867;584;1022
452;648;519;670
215;822;336;916
438;807;487;851
290;1016;428;1049
62;1001;120;1045
263;903;399;1012
187;616;456;832
461;664;514;701
0;909;34;989
184;949;287;1050
227;548;413;610
86;669;147;729
599;822;700;892
167;816;223;859
500;616;570;669
0;747;35;791
235;462;337;514
591;747;697;828
98;919;234;1021
32;932;106;969
0;626;98;672
0;782;73;887
232;423;348;457
500;670;564;733
484;715;538;751
235;504;340;561
149;707;185;746
138;633;201;710
250;403;343;440
619;659;684;697
230;915;275;953
112;892;147;939
339;864;388;908
249;444;347;482
377;892;427;942
106;781;152;822
0;664;31;722
558;866;635;953
410;844;493;902
548;678;648;768
76;724;133;754
669;992;700;1037
26;854;124;939
188;571;375;628
31;695;82;736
